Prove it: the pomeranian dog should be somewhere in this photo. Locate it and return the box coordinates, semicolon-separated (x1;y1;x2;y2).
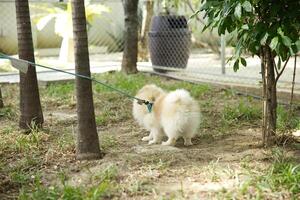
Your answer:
133;84;200;146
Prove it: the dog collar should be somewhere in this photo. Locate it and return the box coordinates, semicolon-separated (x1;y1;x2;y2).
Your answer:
137;100;153;113
146;102;153;113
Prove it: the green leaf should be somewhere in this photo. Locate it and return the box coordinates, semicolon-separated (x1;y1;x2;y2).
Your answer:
218;19;227;35
233;60;239;72
240;57;247;66
295;40;300;51
189;10;201;20
270;37;279;50
277;57;281;70
281;35;292;47
202;24;210;32
241;24;249;30
260;32;269;45
277;27;284;36
242;1;252;12
234;3;242;19
278;44;288;61
289;47;295;56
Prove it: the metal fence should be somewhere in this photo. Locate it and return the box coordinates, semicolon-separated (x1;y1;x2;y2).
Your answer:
0;0;299;96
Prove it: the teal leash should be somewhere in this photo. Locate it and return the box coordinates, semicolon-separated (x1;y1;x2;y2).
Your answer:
0;53;153;113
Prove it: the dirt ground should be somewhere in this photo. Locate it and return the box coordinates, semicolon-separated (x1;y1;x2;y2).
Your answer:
0;73;299;199
41;112;298;199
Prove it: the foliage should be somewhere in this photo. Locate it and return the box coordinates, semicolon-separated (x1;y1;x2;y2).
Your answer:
239;148;300;198
19;165;119;200
222;99;261;123
197;0;300;71
30;0;111;37
277;106;300;132
165;0;202;10
0;106;15;119
42;82;75;106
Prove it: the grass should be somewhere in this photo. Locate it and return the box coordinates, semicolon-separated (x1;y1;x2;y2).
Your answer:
42;82;75;106
19;165;119;200
222;99;261;124
235;148;300;199
100;135;119;151
0;106;16;119
277;105;300;132
0;72;299;199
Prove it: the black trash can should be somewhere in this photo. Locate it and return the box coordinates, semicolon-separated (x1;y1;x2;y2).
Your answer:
148;15;191;72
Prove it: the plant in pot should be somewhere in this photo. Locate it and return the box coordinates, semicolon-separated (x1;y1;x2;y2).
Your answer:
31;1;110;63
148;0;191;73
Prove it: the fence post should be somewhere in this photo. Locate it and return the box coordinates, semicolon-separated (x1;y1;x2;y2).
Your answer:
221;34;226;74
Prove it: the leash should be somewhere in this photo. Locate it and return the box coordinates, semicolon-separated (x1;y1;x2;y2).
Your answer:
0;53;153;113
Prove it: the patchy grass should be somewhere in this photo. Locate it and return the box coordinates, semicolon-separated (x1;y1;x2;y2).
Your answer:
277;105;300;132
221;148;300;199
19;165;119;200
0;106;16;119
0;72;299;199
222;99;261;125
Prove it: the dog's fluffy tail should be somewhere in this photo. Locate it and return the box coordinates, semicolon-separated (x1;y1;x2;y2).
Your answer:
166;89;193;105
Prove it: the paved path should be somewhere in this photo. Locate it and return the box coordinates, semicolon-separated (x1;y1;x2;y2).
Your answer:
141;53;300;94
0;53;299;94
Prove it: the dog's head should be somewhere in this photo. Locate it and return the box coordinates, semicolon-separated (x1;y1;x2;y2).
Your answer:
136;84;164;102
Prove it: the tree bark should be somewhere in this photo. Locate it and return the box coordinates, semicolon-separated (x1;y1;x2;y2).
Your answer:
138;0;154;61
71;0;101;160
15;0;44;129
261;46;277;147
122;0;139;74
0;87;3;108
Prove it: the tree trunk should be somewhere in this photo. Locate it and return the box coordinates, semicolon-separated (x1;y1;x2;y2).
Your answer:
71;0;101;160
15;0;44;129
261;46;277;147
122;0;139;74
0;87;3;108
138;0;154;61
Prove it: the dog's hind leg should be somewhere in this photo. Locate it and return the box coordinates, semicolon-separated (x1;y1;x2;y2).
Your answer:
148;128;163;145
162;137;176;146
183;137;193;146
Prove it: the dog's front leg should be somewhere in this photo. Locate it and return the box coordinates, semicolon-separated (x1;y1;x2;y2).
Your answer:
162;137;176;146
142;131;153;141
148;128;162;145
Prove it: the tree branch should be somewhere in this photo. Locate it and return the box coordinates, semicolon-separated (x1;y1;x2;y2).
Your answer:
184;0;205;25
275;56;290;84
273;59;278;76
289;55;297;111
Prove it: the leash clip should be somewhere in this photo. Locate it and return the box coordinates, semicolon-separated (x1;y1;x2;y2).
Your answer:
137;99;153;113
144;101;153;113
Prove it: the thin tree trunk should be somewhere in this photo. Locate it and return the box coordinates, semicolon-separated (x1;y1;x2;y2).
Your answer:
71;0;101;160
261;46;277;147
289;55;297;110
15;0;44;129
138;0;153;61
0;87;3;108
260;47;267;145
122;0;139;74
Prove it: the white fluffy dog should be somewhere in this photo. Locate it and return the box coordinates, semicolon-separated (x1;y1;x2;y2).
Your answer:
133;84;200;146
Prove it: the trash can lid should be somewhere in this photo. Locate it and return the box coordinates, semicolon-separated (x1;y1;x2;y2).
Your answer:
150;15;189;32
